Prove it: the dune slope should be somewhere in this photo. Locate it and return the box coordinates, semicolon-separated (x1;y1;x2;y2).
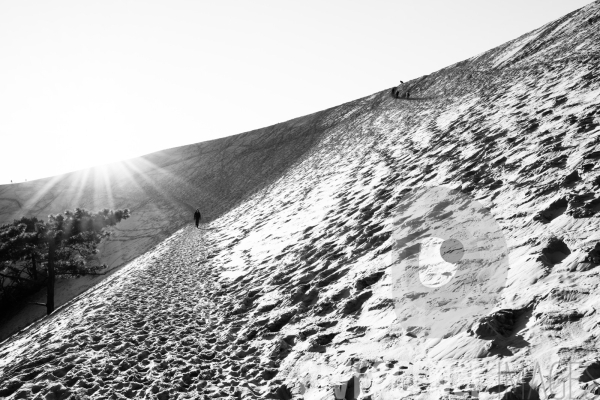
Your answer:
2;2;600;399
0;92;338;337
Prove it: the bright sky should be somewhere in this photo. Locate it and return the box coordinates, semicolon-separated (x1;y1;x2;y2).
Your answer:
0;0;592;184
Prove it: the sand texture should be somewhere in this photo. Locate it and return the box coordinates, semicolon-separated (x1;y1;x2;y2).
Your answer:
2;2;600;399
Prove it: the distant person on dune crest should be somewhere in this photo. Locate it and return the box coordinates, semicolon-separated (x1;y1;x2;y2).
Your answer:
194;209;201;228
392;80;408;99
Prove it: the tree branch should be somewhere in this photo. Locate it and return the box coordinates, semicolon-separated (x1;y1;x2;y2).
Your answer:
0;272;34;282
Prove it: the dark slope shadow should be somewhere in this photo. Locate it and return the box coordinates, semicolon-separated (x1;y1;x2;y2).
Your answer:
400;97;438;101
488;334;530;357
488;308;533;357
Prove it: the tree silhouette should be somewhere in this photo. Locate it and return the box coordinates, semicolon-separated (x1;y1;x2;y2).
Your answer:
0;217;46;311
0;208;130;315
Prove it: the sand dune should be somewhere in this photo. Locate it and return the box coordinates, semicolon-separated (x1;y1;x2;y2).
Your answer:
2;1;600;399
0;98;330;339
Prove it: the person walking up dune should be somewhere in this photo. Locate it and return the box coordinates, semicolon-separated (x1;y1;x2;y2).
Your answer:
194;209;201;228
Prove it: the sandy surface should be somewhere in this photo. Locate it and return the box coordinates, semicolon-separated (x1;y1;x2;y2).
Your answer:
0;226;260;399
2;2;600;399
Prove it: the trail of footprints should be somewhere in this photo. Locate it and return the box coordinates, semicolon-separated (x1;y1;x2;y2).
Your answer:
0;227;271;400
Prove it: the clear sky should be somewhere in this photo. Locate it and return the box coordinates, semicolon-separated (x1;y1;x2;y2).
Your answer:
0;0;592;184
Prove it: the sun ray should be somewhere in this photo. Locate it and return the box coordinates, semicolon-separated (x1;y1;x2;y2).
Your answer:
124;154;229;213
98;165;115;211
120;157;194;210
19;173;66;219
69;168;92;212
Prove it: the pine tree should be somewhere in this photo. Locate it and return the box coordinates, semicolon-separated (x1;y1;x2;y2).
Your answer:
0;208;130;315
0;217;46;310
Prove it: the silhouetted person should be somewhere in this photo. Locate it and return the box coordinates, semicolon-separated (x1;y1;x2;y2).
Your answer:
194;209;201;228
392;81;405;99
